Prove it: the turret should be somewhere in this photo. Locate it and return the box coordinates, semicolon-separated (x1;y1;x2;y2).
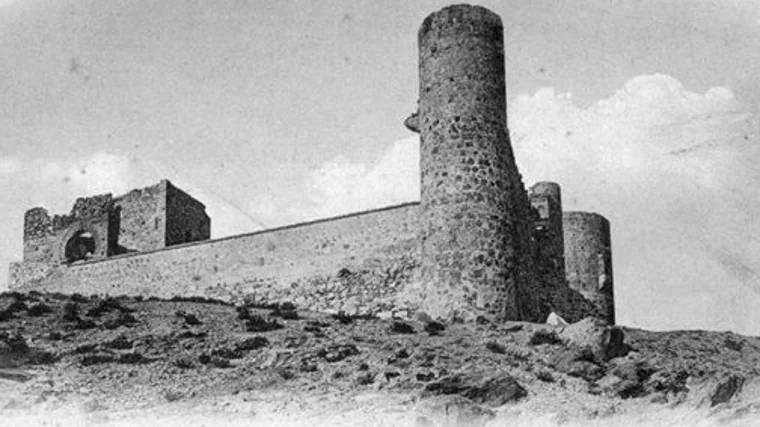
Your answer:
417;5;522;320
563;211;615;324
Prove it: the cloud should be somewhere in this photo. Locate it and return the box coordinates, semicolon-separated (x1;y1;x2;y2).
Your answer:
255;73;760;334
512;74;760;334
307;136;420;218
249;136;420;227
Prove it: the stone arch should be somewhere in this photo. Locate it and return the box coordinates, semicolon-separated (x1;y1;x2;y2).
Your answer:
57;224;100;264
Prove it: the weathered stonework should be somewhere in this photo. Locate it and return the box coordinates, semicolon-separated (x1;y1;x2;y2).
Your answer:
21;180;210;265
8;4;617;326
418;5;522;321
563;212;615;324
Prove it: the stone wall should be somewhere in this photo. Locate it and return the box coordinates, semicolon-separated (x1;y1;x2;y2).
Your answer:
417;5;522;321
527;182;566;322
563;211;615;324
10;203;422;316
23;195;116;264
113;182;167;253
165;181;211;246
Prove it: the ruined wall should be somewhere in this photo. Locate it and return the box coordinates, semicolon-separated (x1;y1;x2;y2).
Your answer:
113;182;167;254
563;211;615;324
526;182;565;321
165;181;211;246
23;195;116;264
418;5;523;321
10;203;422;317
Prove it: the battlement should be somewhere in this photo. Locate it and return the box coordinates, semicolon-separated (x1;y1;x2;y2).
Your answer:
8;4;616;325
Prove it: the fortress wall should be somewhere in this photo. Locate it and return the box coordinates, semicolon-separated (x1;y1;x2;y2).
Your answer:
23;195;116;263
10;203;422;316
113;181;167;253
165;182;211;246
418;5;522;321
563;211;615;324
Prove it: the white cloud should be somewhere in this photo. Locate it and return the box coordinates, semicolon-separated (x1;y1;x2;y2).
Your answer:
510;73;760;334
256;73;760;334
307;136;420;218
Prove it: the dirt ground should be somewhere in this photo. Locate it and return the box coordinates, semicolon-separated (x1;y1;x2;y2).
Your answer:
1;291;759;426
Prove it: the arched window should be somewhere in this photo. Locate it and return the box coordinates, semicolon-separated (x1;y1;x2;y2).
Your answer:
64;231;96;263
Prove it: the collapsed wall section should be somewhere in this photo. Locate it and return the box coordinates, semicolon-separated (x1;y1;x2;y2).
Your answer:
10;203;422;316
526;182;565;321
418;5;523;321
563;211;615;324
23;195;117;264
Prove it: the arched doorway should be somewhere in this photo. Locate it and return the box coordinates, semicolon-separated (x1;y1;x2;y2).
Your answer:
64;231;96;263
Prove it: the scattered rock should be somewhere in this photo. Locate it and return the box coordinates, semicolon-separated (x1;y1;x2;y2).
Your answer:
318;344;359;363
423;372;527;407
548;348;604;382
711;375;745;407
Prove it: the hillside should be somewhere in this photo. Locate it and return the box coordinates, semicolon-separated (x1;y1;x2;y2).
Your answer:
1;291;759;426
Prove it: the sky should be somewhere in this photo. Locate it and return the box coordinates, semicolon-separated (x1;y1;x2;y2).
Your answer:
1;0;760;334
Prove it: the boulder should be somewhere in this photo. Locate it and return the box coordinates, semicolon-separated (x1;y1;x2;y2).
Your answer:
558;317;629;363
546;312;568;326
422;371;527;407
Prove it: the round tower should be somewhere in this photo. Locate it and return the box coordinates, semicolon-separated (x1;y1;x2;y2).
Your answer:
417;5;521;320
529;182;565;320
563;212;615;324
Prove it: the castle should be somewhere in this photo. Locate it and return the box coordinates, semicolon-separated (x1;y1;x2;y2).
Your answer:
8;5;614;325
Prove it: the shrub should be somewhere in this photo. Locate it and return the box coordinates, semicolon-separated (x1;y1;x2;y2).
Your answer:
62;302;80;322
26;302;53;317
389;321;415;334
173;357;194;370
528;330;563;346
80;354;115;366
331;311;354;325
245;315;283;333
536;370;555;383
356;372;375;385
424;321;446;336
485;341;506;354
235;336;269;352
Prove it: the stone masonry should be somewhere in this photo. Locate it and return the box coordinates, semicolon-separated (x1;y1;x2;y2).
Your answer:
9;4;616;325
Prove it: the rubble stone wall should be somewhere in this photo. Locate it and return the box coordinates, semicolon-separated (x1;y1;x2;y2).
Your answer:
165;182;211;246
417;5;522;321
10;203;422;316
113;181;167;253
563;211;615;324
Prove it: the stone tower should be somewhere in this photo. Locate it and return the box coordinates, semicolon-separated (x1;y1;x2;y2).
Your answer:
529;182;565;319
417;5;523;320
563;212;615;324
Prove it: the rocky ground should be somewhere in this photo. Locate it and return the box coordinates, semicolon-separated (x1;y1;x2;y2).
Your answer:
1;291;759;426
